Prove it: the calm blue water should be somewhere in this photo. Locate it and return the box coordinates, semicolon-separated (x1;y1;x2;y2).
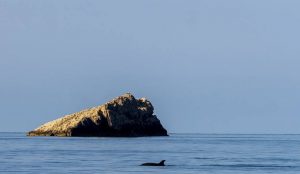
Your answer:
0;133;299;174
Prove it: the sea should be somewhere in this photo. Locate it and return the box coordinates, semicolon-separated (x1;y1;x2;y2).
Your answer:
0;133;299;174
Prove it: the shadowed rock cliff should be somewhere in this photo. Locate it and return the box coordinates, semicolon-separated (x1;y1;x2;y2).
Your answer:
27;93;168;137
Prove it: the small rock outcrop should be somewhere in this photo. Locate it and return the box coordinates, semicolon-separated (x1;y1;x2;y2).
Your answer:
27;93;168;137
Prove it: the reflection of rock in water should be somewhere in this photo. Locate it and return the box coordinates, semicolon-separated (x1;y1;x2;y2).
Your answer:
27;93;168;137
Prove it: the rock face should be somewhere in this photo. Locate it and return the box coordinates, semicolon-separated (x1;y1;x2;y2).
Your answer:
27;93;168;137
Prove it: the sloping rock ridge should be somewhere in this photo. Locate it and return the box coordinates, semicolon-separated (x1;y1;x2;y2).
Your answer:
27;93;168;137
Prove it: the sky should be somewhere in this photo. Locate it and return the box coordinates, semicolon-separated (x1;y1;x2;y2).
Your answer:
0;0;299;133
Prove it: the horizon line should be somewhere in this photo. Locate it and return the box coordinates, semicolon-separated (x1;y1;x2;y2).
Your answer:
1;132;300;135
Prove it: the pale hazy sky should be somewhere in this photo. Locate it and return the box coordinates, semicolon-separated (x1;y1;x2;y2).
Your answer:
1;0;300;133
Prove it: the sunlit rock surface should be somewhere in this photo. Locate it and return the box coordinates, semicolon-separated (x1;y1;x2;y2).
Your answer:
27;93;168;137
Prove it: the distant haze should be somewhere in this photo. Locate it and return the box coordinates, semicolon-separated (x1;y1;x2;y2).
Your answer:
1;0;299;133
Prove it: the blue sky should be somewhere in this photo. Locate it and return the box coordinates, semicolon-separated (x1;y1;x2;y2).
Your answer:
1;0;299;133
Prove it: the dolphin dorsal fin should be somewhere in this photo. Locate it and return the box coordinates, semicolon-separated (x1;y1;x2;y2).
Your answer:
159;160;165;165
